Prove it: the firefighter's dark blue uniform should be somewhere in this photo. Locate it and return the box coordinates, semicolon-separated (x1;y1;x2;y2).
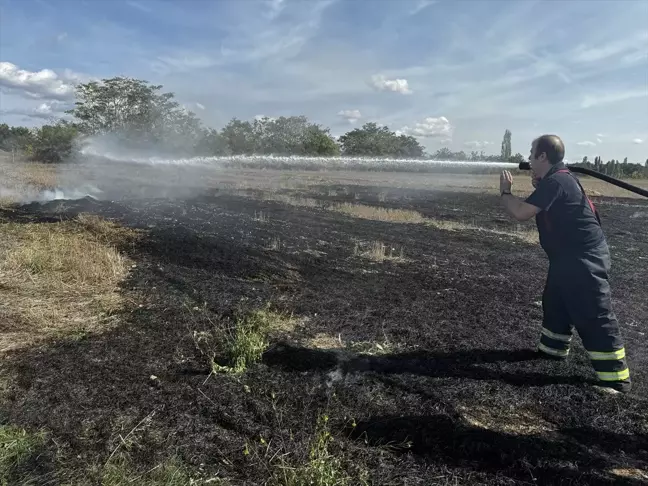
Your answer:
525;162;631;392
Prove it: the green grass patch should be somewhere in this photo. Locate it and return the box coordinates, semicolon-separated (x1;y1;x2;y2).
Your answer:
0;424;46;485
214;305;296;374
98;453;198;486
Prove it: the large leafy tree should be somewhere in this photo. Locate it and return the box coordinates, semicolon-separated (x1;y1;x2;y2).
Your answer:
338;122;424;158
194;128;231;156
221;115;339;156
0;124;34;152
221;118;258;155
67;76;205;154
31;120;79;163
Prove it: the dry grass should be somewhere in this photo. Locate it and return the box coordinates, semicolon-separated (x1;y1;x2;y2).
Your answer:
334;203;424;223
0;161;59;208
254;210;269;222
267;237;282;251
426;219;539;244
0;214;139;352
609;469;648;481
456;405;554;436
354;240;408;262
306;333;345;350
20;163;58;189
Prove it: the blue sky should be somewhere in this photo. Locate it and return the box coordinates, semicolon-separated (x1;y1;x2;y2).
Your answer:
1;0;647;161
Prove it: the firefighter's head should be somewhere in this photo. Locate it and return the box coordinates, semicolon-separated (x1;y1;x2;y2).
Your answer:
529;135;565;178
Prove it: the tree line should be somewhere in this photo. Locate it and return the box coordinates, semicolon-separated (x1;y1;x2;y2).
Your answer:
1;76;646;177
571;156;648;180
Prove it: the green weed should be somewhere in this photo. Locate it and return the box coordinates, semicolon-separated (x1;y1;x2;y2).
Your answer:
0;424;46;486
214;306;295;374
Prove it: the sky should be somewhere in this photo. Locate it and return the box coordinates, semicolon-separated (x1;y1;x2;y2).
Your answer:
0;0;647;162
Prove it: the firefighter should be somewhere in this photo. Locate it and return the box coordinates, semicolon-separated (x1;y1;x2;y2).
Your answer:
498;134;631;393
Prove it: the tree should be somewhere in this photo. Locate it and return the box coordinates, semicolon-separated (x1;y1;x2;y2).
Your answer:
0;125;35;155
509;153;525;164
194;128;231;156
623;157;628;164
501;129;512;161
582;156;589;164
221;115;339;156
394;135;424;158
301;125;340;156
67;76;205;154
221;118;257;155
338;123;424;158
431;147;454;160
31;121;79;163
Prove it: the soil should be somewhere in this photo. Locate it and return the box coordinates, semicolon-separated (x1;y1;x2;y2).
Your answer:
1;173;648;485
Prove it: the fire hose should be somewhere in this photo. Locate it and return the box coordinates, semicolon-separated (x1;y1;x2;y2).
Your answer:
518;162;648;199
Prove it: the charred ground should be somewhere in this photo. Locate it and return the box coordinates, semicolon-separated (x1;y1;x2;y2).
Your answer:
1;171;647;485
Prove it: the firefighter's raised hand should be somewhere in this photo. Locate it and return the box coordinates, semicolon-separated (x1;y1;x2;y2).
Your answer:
500;170;513;195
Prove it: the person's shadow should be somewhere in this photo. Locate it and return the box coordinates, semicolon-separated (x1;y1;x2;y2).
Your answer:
262;342;592;387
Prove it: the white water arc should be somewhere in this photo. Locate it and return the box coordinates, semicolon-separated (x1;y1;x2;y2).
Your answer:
79;146;520;171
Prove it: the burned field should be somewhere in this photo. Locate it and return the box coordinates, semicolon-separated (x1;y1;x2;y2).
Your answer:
1;168;648;485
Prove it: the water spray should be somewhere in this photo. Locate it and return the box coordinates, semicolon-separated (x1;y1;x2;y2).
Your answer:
518;162;648;199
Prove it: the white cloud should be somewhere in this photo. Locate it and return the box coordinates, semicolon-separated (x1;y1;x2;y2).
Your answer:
577;141;597;147
464;141;493;149
195;103;206;110
581;89;648;109
153;53;218;73
266;0;286;19
399;116;453;138
0;62;77;100
370;74;412;95
218;0;337;65
569;31;648;64
254;114;276;122
126;1;153;13
0;100;71;120
633;138;644;144
409;0;438;15
337;109;362;123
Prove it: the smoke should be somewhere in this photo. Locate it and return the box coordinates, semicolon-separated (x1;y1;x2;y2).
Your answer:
0;183;102;205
